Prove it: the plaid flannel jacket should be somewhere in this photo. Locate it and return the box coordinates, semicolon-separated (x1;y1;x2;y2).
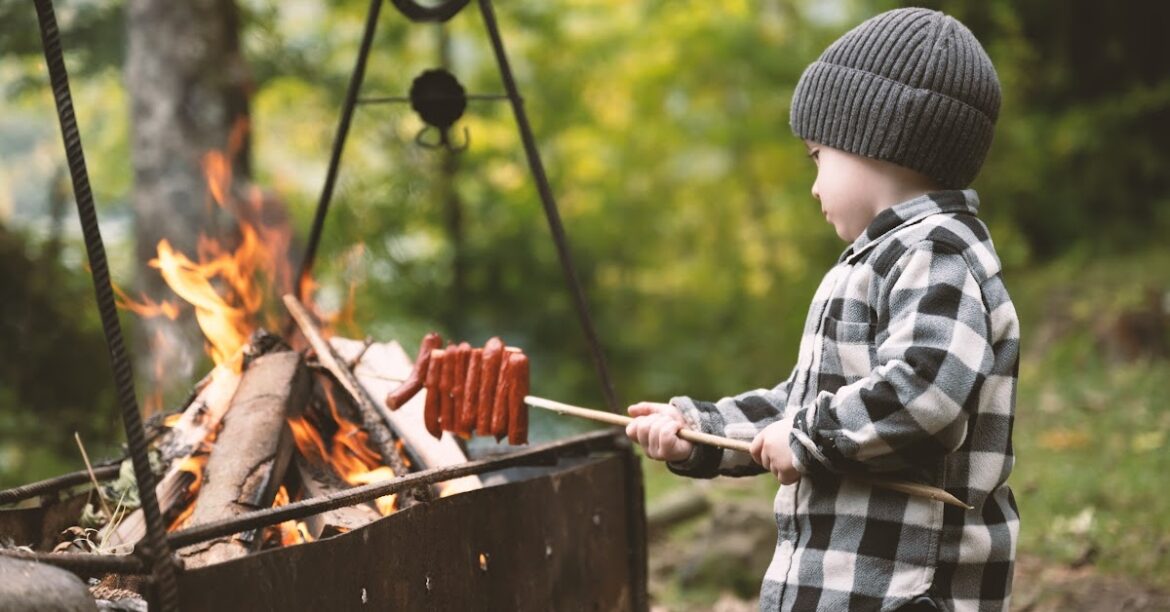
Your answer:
669;190;1019;612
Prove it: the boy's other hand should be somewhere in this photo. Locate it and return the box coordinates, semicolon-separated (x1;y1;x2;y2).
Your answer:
751;417;801;485
625;402;694;463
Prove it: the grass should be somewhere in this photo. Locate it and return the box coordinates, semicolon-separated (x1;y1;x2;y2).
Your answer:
1009;249;1170;589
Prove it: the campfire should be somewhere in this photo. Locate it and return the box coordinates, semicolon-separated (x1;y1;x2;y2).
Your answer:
99;139;498;565
1;137;647;610
9;2;646;607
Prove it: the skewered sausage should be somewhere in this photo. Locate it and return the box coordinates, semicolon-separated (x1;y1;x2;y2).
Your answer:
506;353;529;445
489;353;513;440
386;332;442;410
476;337;504;433
457;348;482;437
423;348;445;438
449;342;471;433
439;342;457;431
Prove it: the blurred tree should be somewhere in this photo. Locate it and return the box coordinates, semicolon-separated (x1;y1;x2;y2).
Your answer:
126;0;253;398
886;0;1170;259
127;0;252;267
0;223;119;487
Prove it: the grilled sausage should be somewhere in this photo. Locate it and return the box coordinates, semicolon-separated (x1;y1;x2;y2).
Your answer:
476;337;504;433
423;348;445;438
457;348;482;437
506;353;530;445
386;332;442;410
439;343;457;431
490;352;513;440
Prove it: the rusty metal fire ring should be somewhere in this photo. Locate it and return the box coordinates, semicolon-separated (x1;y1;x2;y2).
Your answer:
389;0;469;23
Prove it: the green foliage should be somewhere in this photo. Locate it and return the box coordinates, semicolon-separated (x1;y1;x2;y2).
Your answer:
0;225;121;488
256;0;852;415
1008;251;1170;588
885;0;1170;259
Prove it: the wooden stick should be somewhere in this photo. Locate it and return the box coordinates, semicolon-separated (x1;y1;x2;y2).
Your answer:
282;295;413;487
525;396;972;510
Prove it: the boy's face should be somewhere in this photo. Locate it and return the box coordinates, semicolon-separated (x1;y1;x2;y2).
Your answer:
804;141;888;243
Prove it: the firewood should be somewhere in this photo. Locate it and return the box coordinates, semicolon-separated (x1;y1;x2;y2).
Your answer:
282;296;413;490
178;351;308;568
294;456;381;539
101;363;243;552
330;337;482;497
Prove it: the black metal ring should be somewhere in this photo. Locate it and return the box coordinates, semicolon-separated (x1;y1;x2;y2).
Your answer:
389;0;469;23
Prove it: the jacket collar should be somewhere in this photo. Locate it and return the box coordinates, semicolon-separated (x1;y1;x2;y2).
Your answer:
839;189;980;263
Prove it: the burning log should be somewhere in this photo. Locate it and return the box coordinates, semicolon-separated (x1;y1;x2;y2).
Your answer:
102;363;244;552
178;351;308;568
329;338;482;496
283;296;411;482
294;456;380;540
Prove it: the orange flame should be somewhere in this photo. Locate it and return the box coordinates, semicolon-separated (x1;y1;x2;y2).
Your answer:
120;120;397;543
113;284;181;321
167;452;209;531
284;381;401;516
272;486;314;546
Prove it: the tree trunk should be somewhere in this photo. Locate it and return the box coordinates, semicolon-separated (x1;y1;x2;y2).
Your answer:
125;0;251;397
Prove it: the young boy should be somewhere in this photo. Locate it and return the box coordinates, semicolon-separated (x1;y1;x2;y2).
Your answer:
626;8;1018;612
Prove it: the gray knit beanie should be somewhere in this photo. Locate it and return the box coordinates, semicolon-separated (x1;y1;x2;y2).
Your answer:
790;8;1001;188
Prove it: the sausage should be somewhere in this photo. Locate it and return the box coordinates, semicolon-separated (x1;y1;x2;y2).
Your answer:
506;352;530;445
439;342;457;431
457;348;482;437
489;352;513;440
449;342;470;433
386;332;442;410
423;348;445;438
476;337;504;434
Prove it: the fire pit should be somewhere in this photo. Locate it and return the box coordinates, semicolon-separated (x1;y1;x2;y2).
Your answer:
10;0;645;608
3;430;647;610
177;435;644;611
0;324;648;609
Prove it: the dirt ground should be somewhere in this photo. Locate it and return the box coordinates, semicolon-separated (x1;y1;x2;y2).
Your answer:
645;496;1170;612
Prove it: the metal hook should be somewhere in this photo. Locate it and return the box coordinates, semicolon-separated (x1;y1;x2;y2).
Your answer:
415;125;470;153
445;125;471;152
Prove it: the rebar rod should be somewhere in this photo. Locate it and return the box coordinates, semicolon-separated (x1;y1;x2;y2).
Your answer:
0;549;147;577
0;463;120;506
296;0;383;296
476;0;620;412
31;1;177;607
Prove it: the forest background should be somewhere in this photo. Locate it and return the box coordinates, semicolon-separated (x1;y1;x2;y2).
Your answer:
2;0;1168;607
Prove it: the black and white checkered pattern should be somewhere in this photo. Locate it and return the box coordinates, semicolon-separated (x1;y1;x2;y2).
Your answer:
669;190;1019;611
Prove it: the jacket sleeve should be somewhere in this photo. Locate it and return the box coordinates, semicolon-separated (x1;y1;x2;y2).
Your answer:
664;372;794;478
789;242;992;476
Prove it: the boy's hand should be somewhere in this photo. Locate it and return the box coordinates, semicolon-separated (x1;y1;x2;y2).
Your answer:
751;417;801;485
625;402;694;463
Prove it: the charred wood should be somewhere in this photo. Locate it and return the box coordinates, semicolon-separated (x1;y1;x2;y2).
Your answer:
178;351;307;568
330;337;482;497
101;363;243;552
294;456;380;539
